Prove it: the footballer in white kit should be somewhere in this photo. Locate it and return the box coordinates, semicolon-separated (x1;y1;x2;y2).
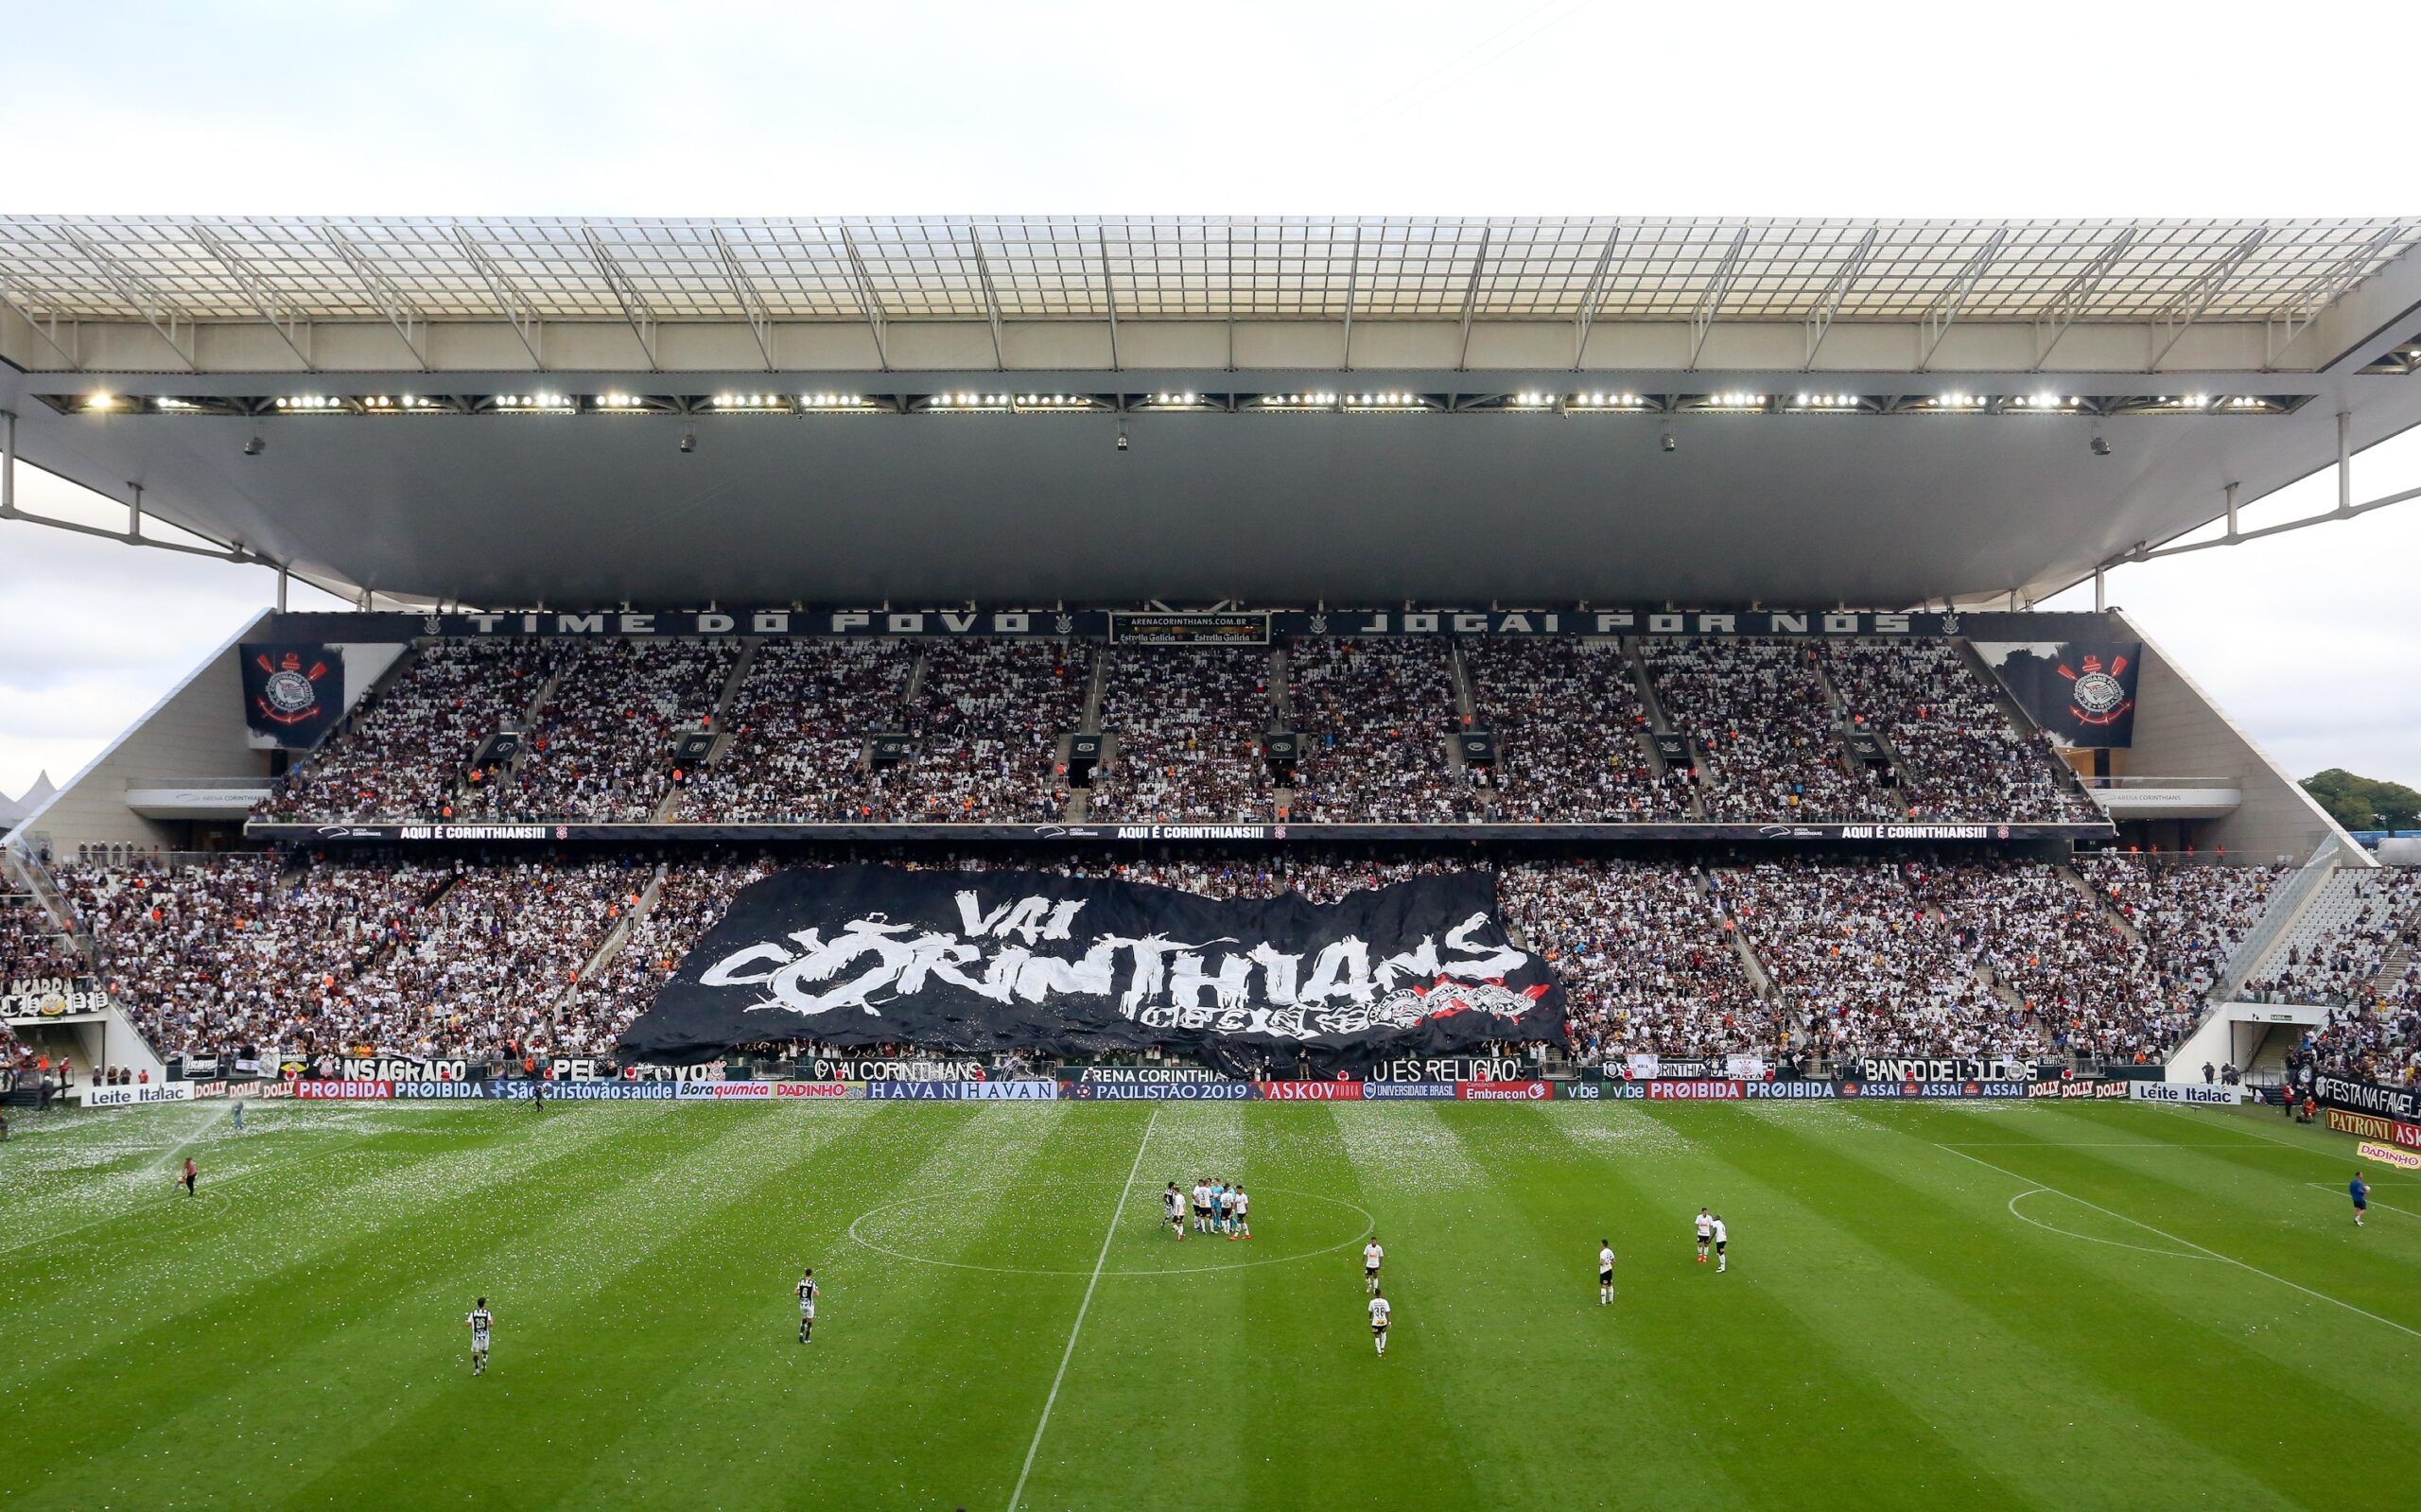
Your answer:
465;1298;493;1377
1598;1242;1616;1305
1364;1239;1385;1294
1711;1216;1729;1273
796;1268;819;1343
1695;1208;1715;1264
1367;1290;1391;1354
1164;1182;1187;1239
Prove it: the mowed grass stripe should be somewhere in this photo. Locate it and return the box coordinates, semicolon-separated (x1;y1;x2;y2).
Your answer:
1005;1104;1264;1509
164;1105;823;1512
273;1102;906;1512
1922;1102;2421;1324
0;1100;689;1423
1820;1104;2421;1489
803;1102;1143;1512
1681;1104;2319;1510
1482;1105;1779;1512
1553;1104;2056;1512
7;1103;725;1512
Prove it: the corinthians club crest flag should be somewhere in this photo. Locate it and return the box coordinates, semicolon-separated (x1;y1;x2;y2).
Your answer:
619;864;1566;1076
1973;640;2141;746
240;643;343;747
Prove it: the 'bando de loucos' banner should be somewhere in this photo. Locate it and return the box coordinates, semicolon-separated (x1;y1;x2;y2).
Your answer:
239;643;344;748
619;865;1565;1077
1973;641;2141;746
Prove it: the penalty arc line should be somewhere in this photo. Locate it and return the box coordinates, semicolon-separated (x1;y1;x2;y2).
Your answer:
1006;1107;1158;1512
1933;1141;2421;1343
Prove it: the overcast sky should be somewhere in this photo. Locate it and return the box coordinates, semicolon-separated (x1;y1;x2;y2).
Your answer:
2;0;2416;801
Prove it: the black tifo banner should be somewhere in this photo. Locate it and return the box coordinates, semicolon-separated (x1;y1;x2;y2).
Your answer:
266;607;2116;644
240;643;344;748
1973;641;2141;747
619;864;1563;1077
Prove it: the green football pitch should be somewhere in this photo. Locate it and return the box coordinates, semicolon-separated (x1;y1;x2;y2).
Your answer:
4;1097;2415;1511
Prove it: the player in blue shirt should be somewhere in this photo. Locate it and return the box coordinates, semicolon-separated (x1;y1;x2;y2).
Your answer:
2350;1174;2369;1226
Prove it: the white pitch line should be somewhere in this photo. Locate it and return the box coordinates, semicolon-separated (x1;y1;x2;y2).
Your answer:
1006;1107;1158;1512
1934;1140;2421;1343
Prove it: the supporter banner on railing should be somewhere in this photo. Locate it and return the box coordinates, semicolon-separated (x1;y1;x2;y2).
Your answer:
256;820;2114;845
2308;1071;2421;1124
239;643;344;747
1973;641;2141;746
619;864;1565;1077
2;974;108;1019
264;607;2117;644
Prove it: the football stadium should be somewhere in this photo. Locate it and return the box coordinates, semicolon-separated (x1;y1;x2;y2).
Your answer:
4;211;2420;1510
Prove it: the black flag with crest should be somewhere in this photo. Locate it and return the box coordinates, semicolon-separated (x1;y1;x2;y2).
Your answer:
240;643;344;747
620;864;1565;1075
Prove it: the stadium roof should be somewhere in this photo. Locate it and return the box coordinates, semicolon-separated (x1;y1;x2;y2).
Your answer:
7;215;2421;610
3;215;2414;333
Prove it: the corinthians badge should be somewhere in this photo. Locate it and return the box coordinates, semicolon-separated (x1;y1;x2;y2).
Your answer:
253;649;329;725
2059;651;2134;727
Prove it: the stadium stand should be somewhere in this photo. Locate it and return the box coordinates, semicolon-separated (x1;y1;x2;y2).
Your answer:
1822;640;2098;821
1286;639;1466;823
2238;867;2421;1005
41;845;2297;1071
680;640;913;821
895;639;1084;821
258;640;569;820
462;640;740;821
1460;640;1692;822
1640;638;1894;821
1502;859;1772;1063
1087;647;1277;823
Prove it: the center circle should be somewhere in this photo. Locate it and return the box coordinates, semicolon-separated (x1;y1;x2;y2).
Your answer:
847;1181;1375;1278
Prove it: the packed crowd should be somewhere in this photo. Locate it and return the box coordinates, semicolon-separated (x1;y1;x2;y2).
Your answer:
250;634;2122;827
1461;639;1692;822
60;843;2404;1071
59;853;445;1063
1726;860;2028;1060
258;641;569;820
1824;640;2097;821
679;641;913;821
1642;638;1895;821
1501;860;1773;1062
556;860;775;1055
1087;647;1277;823
461;640;739;821
1286;640;1467;822
3;888;78;983
892;640;1085;821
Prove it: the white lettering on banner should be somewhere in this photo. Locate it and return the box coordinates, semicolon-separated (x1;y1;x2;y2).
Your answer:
995;613;1030;634
697;889;1544;1042
557;614;605;634
618;613;654;634
888;613;924;634
1770;613;1808;633
2130;1082;2244;1105
698;613;735;634
754;612;792;634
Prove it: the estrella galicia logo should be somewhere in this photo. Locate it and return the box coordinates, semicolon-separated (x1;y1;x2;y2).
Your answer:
253;650;328;725
2061;652;2134;727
